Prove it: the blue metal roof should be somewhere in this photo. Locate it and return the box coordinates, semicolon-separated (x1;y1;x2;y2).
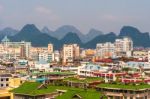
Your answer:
126;61;149;68
83;64;102;71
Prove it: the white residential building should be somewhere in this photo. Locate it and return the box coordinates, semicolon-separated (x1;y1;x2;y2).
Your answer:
96;42;115;58
115;37;133;57
52;50;60;62
38;53;53;63
96;37;133;58
63;44;80;64
0;36;31;59
48;43;53;54
78;63;107;77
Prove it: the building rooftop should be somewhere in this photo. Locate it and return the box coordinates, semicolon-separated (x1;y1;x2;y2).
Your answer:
32;72;76;76
126;61;149;68
12;82;105;99
56;88;105;99
12;82;55;96
0;74;12;77
81;63;103;71
63;77;103;83
97;83;150;90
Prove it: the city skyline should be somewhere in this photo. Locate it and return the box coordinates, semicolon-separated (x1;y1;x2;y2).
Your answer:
0;0;150;34
1;1;150;99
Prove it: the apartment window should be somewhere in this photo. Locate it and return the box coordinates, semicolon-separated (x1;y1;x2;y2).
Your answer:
1;78;3;81
6;84;9;87
1;84;3;87
6;78;9;81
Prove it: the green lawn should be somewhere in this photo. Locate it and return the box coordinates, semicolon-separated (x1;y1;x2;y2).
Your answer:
56;88;105;99
12;82;105;99
97;83;150;90
12;82;58;96
64;77;102;83
32;72;76;76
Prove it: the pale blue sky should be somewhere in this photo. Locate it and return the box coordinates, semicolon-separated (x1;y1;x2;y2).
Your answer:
0;0;150;34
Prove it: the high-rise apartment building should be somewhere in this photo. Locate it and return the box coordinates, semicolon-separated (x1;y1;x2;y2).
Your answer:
96;42;115;58
63;44;80;64
115;37;133;57
96;37;133;58
1;36;31;59
48;43;53;54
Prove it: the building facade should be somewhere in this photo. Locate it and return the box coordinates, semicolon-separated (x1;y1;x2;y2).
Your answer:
115;37;133;57
48;43;53;54
1;36;31;59
96;37;133;59
63;44;80;64
96;42;115;59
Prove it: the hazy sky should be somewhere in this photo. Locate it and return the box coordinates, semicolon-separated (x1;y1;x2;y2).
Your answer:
0;0;150;34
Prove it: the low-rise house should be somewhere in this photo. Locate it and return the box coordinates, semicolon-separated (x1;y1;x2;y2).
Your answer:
12;82;105;99
29;72;76;83
53;66;78;74
132;50;148;59
93;72;126;83
12;82;62;99
0;89;13;99
125;61;149;69
15;66;28;74
96;83;150;99
63;77;102;88
125;61;150;73
32;59;52;72
78;63;107;77
0;74;21;88
0;66;6;73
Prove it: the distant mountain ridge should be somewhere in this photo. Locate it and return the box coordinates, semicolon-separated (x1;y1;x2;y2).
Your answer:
84;32;117;48
84;28;103;42
0;27;19;41
0;24;150;50
9;24;60;49
41;25;103;43
41;26;53;35
119;26;150;47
